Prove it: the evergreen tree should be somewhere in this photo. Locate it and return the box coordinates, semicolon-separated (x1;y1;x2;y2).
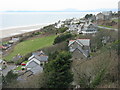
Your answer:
44;51;73;88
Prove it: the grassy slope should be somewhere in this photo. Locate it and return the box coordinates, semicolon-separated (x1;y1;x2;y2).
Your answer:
4;35;56;61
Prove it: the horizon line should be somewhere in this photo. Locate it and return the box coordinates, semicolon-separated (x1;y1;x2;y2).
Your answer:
0;8;118;13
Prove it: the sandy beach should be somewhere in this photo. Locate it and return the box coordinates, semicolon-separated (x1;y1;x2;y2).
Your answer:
0;24;48;39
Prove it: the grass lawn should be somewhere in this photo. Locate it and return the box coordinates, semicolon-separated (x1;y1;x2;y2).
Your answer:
4;35;56;61
22;60;28;64
15;66;22;70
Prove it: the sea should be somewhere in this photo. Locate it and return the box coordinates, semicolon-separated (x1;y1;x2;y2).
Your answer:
0;12;98;30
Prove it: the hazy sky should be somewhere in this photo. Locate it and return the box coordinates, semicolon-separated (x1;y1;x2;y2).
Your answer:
0;0;119;11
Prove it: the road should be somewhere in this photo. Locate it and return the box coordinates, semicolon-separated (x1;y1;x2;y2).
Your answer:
2;64;16;76
98;26;118;31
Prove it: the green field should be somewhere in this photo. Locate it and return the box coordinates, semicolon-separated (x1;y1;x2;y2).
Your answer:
4;35;56;61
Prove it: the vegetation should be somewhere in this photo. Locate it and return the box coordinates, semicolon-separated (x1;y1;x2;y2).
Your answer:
15;66;22;70
90;68;106;88
58;27;68;33
2;70;18;86
54;33;72;44
2;13;119;88
112;19;120;23
41;24;57;34
85;14;93;19
4;35;56;61
44;51;73;88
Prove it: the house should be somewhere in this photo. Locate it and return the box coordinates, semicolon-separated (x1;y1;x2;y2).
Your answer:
96;13;105;20
96;11;112;20
67;23;83;34
102;11;112;20
81;21;98;34
17;70;33;81
68;39;90;60
9;37;20;44
70;18;80;24
55;20;64;28
67;20;98;34
67;24;79;33
25;51;48;74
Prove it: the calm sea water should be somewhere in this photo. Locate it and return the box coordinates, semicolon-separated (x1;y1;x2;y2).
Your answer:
0;12;98;30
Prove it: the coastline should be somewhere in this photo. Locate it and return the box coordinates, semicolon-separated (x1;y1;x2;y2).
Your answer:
0;24;51;39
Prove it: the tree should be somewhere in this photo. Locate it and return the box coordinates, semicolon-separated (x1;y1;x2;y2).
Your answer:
44;51;73;88
54;33;72;44
58;27;68;33
85;14;93;19
5;70;18;84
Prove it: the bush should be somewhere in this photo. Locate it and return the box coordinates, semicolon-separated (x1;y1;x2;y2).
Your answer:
33;32;41;35
54;33;72;44
58;27;68;33
5;70;18;84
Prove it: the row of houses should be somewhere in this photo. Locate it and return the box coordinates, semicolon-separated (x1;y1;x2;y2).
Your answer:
54;11;114;34
55;19;98;34
67;20;98;34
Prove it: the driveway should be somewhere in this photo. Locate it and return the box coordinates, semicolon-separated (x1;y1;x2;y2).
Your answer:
2;64;16;76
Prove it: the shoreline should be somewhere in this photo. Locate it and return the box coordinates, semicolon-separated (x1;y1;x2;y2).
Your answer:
0;24;53;39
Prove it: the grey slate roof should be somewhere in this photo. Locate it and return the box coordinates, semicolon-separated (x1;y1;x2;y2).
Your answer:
69;39;90;46
34;55;48;62
69;39;90;58
31;50;48;62
30;65;43;74
32;50;45;56
77;47;90;57
26;58;40;68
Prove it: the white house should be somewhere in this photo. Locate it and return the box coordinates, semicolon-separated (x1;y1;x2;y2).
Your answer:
102;11;112;20
55;20;64;28
96;13;105;20
67;20;98;34
81;21;98;34
67;24;83;34
70;18;80;24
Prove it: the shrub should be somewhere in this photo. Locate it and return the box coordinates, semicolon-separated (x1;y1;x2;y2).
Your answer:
5;70;18;84
54;33;72;44
58;27;68;33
